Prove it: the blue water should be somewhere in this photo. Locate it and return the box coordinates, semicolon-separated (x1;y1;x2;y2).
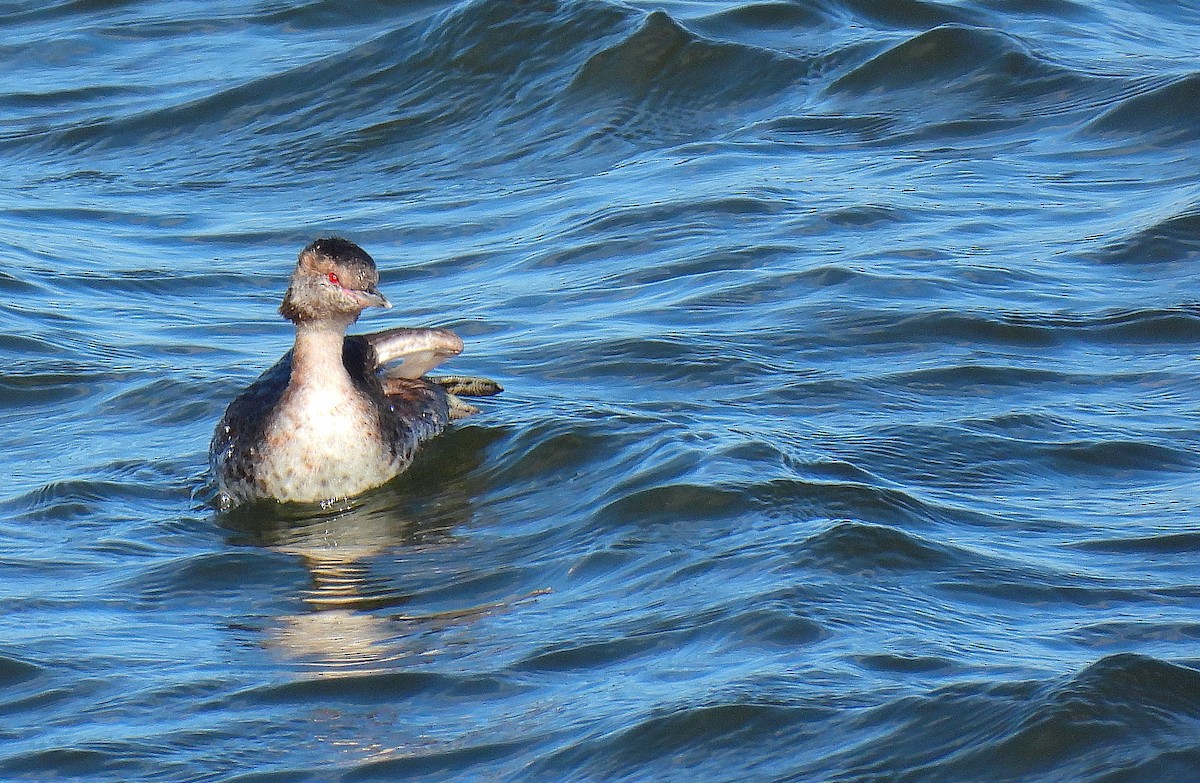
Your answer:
3;0;1200;780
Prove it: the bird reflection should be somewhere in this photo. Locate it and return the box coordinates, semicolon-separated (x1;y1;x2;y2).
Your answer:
218;427;533;673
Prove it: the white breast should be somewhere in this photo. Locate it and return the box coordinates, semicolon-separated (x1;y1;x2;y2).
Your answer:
253;382;405;504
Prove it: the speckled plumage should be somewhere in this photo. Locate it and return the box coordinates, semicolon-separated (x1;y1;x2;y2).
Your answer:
209;239;496;509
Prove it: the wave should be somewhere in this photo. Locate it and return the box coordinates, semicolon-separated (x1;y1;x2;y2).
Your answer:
1074;531;1200;554
19;0;1151;172
847;305;1200;345
229;669;516;706
6;0;810;171
1089;208;1200;265
1065;619;1200;649
822;23;1113;126
691;1;834;42
560;9;808;152
130;550;304;605
819;654;1200;781
838;0;981;29
255;0;447;30
520;654;1200;782
829;25;1042;94
0;748;123;781
1084;73;1200;143
798;520;962;571
5;0;1181;175
0;652;43;689
526;699;835;782
1046;439;1196;475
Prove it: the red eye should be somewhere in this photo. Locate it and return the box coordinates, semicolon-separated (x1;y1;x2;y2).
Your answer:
327;272;340;286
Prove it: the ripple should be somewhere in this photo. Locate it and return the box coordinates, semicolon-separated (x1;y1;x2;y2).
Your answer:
1089;210;1200;265
818;654;1200;780
757;112;899;144
798;521;961;572
1071;532;1200;554
516;634;668;672
877;363;1103;392
597;484;746;526
128;551;306;613
751;476;987;528
1046;439;1196;476
343;738;529;783
940;576;1161;608
255;0;440;29
0;268;45;294
0;368;99;406
843;0;978;28
1064;620;1200;648
5;475;185;522
1027;306;1200;342
854;653;955;673
816;21;1156;144
829;26;1038;94
1085;73;1200;143
0;746;122;779
234;670;514;706
567;9;808;114
719;605;826;648
529;701;834;781
816;305;1200;349
100;376;224;426
693;1;832;37
0;654;43;689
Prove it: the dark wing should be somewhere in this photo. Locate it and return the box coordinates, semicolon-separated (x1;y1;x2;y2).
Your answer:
343;335;451;459
381;376;452;443
209;352;293;484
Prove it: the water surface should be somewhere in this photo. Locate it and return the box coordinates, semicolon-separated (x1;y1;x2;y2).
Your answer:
2;0;1200;780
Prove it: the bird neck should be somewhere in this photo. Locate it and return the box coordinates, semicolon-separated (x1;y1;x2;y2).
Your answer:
289;319;355;391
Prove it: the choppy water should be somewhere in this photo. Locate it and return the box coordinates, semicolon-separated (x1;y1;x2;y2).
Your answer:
3;0;1200;780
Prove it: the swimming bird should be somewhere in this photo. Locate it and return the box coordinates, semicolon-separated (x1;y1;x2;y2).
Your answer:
209;238;500;509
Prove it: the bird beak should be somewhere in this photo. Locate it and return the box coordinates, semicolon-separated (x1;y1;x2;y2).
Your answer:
356;285;392;309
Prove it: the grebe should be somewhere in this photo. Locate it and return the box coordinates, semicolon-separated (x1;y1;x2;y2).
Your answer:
209;238;499;508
